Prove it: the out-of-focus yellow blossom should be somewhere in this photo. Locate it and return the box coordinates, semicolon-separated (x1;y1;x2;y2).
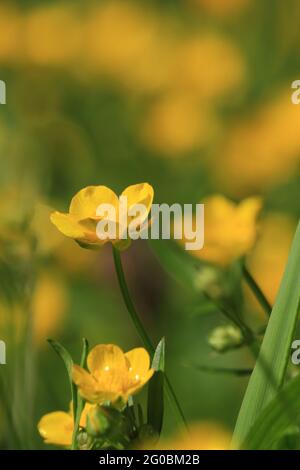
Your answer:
0;7;21;62
73;344;154;405
148;422;231;450
141;94;216;155
38;402;94;447
24;6;81;66
0;271;67;347
50;183;154;250
214;90;300;196
184;195;262;266
191;0;250;17
85;2;172;93
246;214;297;309
31;271;68;346
171;35;245;102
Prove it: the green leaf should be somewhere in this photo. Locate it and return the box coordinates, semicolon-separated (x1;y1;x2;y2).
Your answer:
243;372;300;450
147;338;165;435
72;338;89;450
233;221;300;446
47;339;77;418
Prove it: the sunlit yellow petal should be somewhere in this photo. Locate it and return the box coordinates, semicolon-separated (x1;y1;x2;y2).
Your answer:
121;183;154;219
69;186;119;219
237;197;262;223
125;347;151;378
38;411;73;447
79;403;96;428
87;344;127;376
126;368;154;397
72;364;100;402
50;211;85;239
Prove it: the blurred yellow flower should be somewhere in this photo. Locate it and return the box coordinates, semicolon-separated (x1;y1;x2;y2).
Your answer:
38;402;94;447
149;422;231;450
31;271;68;346
0;271;67;347
191;0;250;17
85;2;172;93
0;7;21;62
186;195;262;266
214;90;300;196
50;183;154;250
73;344;154;405
171;35;245;102
246;214;297;310
24;5;81;66
141;94;216;155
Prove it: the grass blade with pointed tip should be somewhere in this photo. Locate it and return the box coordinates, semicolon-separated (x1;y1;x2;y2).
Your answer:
47;339;77;419
147;338;165;435
233;220;300;446
72;338;89;450
243;372;300;450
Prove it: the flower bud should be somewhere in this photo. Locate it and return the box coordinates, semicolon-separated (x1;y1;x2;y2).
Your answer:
208;325;243;353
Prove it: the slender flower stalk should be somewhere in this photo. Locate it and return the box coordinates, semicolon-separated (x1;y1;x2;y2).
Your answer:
112;246;188;430
243;265;272;317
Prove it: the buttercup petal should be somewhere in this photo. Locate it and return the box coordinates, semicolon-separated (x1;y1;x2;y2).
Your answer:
126;368;154;397
69;186;119;219
79;403;96;428
72;365;101;403
121;183;154;221
38;411;73;447
125;347;151;378
50;212;85;239
87;344;127;376
237;197;262;223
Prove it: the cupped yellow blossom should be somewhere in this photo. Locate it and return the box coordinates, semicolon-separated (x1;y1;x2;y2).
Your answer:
184;195;262;266
72;344;154;405
38;403;94;447
50;183;154;250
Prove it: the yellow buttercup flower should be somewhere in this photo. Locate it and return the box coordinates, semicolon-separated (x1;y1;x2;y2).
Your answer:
185;195;262;266
72;344;154;405
38;403;94;447
50;183;154;250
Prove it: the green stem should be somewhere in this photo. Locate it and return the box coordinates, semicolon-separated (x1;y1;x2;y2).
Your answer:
243;265;272;317
112;246;187;430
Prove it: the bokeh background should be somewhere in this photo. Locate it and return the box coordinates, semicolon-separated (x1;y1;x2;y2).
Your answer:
0;0;300;449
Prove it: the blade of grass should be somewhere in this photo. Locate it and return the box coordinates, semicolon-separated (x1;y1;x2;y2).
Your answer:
233;220;300;446
72;338;89;450
147;338;165;435
243;372;300;450
243;265;272;317
47;339;77;426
